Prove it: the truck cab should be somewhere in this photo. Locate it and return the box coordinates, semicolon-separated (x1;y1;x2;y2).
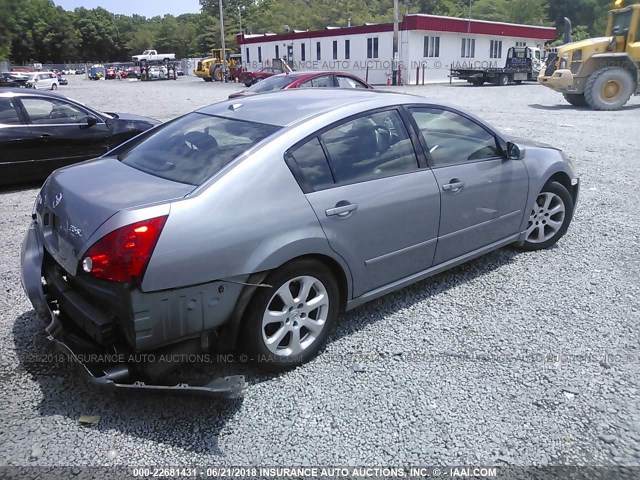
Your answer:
539;2;640;110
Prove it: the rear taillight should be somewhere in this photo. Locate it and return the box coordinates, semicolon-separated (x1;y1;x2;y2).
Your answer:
82;216;168;283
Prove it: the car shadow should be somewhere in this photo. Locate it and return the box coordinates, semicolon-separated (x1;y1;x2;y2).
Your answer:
12;245;522;454
12;311;243;455
529;103;640;111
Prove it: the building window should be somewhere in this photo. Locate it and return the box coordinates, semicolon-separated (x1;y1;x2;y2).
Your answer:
490;40;502;59
275;45;279;59
316;41;321;60
301;43;306;61
246;47;250;63
345;39;350;59
258;46;262;63
516;41;526;47
423;36;440;57
461;38;475;58
333;40;338;60
367;37;379;59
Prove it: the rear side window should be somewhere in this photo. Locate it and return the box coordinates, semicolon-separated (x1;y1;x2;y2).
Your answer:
320;109;419;184
0;98;22;125
118;112;280;185
289;137;334;191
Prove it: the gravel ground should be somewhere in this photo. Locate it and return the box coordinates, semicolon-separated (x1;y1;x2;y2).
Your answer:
0;76;639;470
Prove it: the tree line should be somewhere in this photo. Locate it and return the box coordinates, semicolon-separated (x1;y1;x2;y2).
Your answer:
0;0;634;63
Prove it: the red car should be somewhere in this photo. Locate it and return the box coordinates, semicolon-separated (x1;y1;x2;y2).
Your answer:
229;71;373;98
241;66;289;86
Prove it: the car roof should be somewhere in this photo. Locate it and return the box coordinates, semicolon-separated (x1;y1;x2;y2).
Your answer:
0;88;65;99
198;88;423;127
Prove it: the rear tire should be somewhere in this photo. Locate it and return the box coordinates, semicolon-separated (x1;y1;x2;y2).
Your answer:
51;83;57;90
563;93;588;107
519;181;574;251
242;259;339;372
471;79;484;86
584;67;634;111
514;80;522;85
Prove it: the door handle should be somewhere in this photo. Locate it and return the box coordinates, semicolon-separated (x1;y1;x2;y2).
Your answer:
325;203;358;217
442;181;465;193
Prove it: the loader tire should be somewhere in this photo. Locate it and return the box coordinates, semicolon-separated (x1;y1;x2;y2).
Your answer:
584;67;634;111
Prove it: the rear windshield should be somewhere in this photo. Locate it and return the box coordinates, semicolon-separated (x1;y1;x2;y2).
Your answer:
118;112;279;185
246;75;296;93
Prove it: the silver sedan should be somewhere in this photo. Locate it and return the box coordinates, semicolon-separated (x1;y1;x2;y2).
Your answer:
21;89;579;395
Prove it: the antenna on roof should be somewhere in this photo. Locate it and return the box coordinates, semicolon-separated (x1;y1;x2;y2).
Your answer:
284;24;290;32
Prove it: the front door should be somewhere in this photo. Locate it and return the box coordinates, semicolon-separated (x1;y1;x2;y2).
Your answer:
17;96;112;167
288;108;441;297
408;107;529;265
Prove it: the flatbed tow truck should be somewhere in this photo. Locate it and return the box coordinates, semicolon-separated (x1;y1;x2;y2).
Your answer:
450;46;542;86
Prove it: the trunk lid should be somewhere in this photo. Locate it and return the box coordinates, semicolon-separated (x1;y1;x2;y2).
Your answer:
38;157;193;275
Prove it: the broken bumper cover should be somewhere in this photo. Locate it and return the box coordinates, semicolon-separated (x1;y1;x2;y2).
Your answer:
20;220;247;398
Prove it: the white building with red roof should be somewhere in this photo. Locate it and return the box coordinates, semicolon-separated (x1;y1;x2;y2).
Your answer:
237;14;556;85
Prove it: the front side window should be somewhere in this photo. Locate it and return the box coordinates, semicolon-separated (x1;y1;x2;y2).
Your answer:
20;98;89;125
319;109;418;184
410;108;501;167
118;112;280;186
299;75;334;88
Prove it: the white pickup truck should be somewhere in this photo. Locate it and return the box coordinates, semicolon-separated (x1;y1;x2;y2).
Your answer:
132;50;176;62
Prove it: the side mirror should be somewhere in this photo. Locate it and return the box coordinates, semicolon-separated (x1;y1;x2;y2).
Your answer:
80;116;98;129
506;141;524;160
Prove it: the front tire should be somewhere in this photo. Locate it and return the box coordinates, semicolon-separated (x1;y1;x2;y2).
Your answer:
563;93;588;107
242;259;339;371
585;67;634;111
519;181;574;251
498;74;510;86
51;83;57;90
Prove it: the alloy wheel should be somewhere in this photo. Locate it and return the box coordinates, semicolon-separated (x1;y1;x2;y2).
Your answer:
261;275;329;357
525;192;566;244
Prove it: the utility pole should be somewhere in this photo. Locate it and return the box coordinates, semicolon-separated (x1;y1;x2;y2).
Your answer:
392;0;399;85
219;0;227;82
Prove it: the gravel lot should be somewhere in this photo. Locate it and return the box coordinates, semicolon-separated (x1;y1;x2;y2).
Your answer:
1;76;639;470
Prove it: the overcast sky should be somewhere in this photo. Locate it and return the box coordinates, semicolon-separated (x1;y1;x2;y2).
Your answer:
55;0;202;17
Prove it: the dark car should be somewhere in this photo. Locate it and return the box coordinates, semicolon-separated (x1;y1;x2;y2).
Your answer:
57;75;68;86
0;88;160;186
241;66;287;86
229;71;373;98
0;72;30;88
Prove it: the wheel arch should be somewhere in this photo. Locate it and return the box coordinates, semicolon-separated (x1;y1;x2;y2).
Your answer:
216;252;352;352
544;171;575;202
584;54;639;84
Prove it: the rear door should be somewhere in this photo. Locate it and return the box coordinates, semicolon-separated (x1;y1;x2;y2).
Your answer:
408;107;529;265
287;108;441;297
17;96;112;167
0;96;45;184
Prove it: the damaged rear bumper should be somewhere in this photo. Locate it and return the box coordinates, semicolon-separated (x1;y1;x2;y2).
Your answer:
20;220;247;398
